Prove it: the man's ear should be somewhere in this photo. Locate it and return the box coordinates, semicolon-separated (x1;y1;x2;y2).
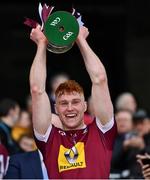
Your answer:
54;104;58;114
9;108;14;117
84;101;87;112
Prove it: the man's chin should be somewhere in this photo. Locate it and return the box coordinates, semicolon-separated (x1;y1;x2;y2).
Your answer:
63;124;77;130
63;122;84;130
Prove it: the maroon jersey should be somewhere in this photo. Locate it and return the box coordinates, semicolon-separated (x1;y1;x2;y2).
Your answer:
0;144;9;178
35;120;117;179
84;113;94;125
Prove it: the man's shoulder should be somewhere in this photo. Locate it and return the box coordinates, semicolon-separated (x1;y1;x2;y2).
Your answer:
10;150;39;161
0;122;10;134
0;123;9;141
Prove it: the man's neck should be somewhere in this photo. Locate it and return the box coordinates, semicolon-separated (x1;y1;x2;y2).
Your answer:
1;116;13;127
63;123;86;131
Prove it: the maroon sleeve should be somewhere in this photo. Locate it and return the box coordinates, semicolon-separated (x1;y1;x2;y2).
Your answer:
34;125;56;158
102;119;118;150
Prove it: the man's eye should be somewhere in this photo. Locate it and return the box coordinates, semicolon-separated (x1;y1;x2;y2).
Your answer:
72;100;80;105
60;102;68;106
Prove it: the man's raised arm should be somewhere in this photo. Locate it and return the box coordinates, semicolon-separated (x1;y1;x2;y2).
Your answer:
29;25;52;134
76;26;113;125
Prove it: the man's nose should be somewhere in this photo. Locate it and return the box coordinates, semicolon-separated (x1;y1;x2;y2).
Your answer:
67;103;73;110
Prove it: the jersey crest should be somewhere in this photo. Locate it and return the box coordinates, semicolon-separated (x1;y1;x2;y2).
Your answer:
58;142;86;172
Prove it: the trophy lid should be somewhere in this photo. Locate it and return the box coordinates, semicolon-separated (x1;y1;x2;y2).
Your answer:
44;11;79;47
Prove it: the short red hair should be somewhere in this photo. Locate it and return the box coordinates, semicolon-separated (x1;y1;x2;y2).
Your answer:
55;80;84;98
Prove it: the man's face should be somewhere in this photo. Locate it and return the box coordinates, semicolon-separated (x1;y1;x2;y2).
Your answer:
134;119;150;136
116;111;133;134
10;105;20;125
55;92;87;130
19;136;36;152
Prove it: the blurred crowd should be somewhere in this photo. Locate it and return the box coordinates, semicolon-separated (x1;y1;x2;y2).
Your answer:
110;92;150;179
0;73;150;179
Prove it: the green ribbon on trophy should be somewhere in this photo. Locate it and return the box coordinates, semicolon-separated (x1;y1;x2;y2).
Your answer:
24;2;84;53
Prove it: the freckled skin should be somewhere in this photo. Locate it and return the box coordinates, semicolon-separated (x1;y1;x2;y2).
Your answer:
55;92;87;130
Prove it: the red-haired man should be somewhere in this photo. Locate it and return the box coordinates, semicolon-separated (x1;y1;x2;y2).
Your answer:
29;25;117;179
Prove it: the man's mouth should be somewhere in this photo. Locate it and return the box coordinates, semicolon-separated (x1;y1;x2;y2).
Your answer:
65;113;77;118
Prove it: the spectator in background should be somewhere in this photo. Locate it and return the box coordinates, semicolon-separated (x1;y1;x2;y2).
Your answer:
0;98;20;154
110;109;146;179
48;73;69;113
12;110;32;143
115;92;137;114
4;149;48;179
133;109;150;137
18;134;37;153
115;109;133;134
0;143;9;179
137;153;150;179
110;109;134;178
133;109;150;155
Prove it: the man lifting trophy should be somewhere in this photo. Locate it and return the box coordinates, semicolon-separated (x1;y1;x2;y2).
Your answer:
28;1;117;179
